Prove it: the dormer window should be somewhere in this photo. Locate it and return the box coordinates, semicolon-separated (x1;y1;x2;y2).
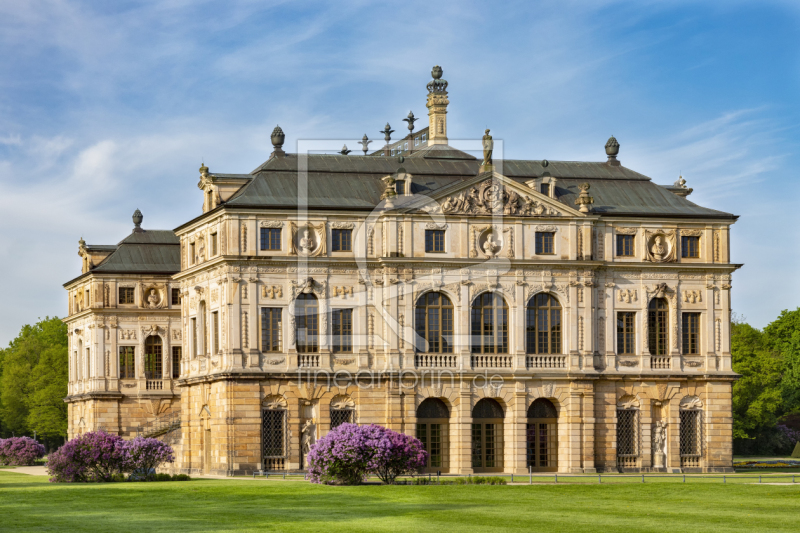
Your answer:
526;176;558;198
395;180;405;195
540;184;550;196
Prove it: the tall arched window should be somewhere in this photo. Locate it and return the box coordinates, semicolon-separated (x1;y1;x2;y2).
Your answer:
295;294;319;353
527;398;558;471
262;397;288;471
144;335;162;380
526;294;562;354
648;298;669;355
414;292;454;353
416;398;450;473
471;293;508;354
471;398;504;473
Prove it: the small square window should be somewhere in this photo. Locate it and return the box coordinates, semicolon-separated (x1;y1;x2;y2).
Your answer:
332;229;352;252
616;235;634;257
119;287;135;305
540;183;550;196
171;288;181;306
681;236;700;258
535;232;554;255
425;230;445;253
211;233;218;256
261;228;281;251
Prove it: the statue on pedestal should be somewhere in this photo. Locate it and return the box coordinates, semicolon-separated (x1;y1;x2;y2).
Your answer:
482;129;493;167
653;420;667;468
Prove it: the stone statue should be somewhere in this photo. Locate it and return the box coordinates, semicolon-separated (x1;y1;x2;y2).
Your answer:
301;419;316;455
147;289;160;309
482;129;493;166
650;235;667;262
299;229;313;254
482;234;500;258
653;420;667;468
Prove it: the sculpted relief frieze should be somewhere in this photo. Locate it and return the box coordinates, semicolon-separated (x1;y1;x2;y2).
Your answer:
440;179;561;217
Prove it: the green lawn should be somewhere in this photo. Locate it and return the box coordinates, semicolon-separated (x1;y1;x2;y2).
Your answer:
2;471;799;532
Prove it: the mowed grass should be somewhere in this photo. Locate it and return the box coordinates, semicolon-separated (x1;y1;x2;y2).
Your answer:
2;471;800;532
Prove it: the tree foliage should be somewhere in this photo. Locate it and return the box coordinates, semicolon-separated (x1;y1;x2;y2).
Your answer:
0;317;68;446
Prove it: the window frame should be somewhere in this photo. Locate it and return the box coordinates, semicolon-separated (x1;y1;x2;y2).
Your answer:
210;233;218;256
212;311;219;355
260;227;281;251
425;229;446;253
331;229;353;252
682;312;701;355
681;236;700;258
331;308;353;353
535;232;555;255
144;336;162;380
648;298;669;356
295;294;319;353
171;346;181;379
119;346;135;379
414;292;454;354
261;308;283;353
616;234;635;257
171;288;181;306
526;293;562;354
471;292;509;354
617;311;636;355
119;287;135;305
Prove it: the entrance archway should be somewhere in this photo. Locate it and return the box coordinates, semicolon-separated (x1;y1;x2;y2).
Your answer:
471;398;504;473
526;398;558;472
416;398;450;473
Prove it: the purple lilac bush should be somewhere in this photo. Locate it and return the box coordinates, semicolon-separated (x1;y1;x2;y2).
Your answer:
0;437;46;466
46;431;175;483
127;437;175;479
306;423;427;485
778;424;800;446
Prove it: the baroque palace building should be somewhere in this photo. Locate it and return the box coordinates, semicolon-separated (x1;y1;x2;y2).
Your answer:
64;66;740;475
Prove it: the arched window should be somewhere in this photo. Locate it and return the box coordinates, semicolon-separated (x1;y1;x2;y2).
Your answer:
144;336;162;380
330;396;355;429
471;398;504;472
680;396;703;469
471;293;508;354
262;397;288;471
416;398;450;473
648;298;669;355
414;292;454;353
295;294;319;353
527;399;558;471
526;294;562;354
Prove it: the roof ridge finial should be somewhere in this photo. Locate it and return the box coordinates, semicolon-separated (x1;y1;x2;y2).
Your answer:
270;125;286;158
605;135;620;166
132;208;145;233
359;134;372;155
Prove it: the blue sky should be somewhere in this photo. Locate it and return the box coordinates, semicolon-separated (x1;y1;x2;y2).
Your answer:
0;0;798;343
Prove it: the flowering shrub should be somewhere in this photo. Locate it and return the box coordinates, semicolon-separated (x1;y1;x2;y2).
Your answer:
46;431;175;483
306;423;427;485
127;437;175;480
0;437;46;466
360;424;428;485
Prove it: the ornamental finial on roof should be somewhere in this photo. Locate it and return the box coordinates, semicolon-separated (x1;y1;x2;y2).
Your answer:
427;66;448;93
132;208;145;233
270;125;286;158
380;123;394;156
359;134;372;155
574;183;594;213
339;144;351;155
403;111;418;134
605;135;620;166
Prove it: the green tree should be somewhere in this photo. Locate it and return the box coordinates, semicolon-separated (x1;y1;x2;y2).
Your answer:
763;308;800;411
0;317;68;444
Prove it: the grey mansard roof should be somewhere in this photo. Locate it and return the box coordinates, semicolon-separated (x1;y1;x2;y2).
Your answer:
218;151;735;219
88;230;180;275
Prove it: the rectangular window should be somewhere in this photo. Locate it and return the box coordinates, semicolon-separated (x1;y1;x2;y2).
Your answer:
415;136;420;146
119;287;135;305
425;230;445;253
540;183;550;196
172;347;181;379
617;312;636;355
681;236;700;258
260;228;281;251
171;288;181;306
421;132;427;142
682;312;700;355
332;229;352;252
617;409;639;467
261;308;282;352
330;409;354;429
395;180;405;195
391;149;395;156
535;232;554;255
212;311;219;354
191;318;197;357
403;142;408;151
190;242;195;264
331;309;353;352
119;346;135;379
680;410;702;458
211;233;218;256
616;235;634;257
